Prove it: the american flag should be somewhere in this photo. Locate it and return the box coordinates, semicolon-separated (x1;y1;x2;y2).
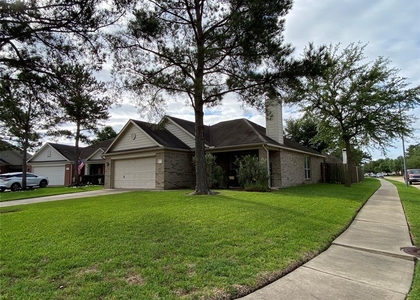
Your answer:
78;159;85;175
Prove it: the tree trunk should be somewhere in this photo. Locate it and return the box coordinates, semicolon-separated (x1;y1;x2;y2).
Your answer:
192;10;210;195
21;141;28;190
74;123;81;186
344;139;352;187
193;105;210;194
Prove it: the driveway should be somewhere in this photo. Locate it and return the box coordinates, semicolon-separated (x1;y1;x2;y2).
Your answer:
0;189;132;208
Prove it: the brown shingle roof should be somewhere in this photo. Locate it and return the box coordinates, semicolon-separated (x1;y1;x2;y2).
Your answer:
132;120;190;149
209;119;266;147
167;116;211;144
80;138;114;159
49;143;77;161
168;116;322;155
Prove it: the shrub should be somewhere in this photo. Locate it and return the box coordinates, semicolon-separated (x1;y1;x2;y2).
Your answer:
235;155;269;191
193;153;224;188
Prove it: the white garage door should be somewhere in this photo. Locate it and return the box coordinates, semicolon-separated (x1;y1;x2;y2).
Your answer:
32;165;65;186
114;157;156;189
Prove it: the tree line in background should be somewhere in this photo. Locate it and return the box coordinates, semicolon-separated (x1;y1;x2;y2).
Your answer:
1;0;419;191
363;144;420;175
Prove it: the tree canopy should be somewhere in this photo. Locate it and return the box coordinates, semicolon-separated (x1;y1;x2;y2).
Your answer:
1;0;120;178
287;43;420;185
92;126;118;144
49;63;112;184
363;144;420;175
0;0;116;83
110;0;325;194
284;114;328;153
0;75;57;188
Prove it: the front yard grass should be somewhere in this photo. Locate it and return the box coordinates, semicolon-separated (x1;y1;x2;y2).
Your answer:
0;179;379;300
387;180;420;299
0;186;103;202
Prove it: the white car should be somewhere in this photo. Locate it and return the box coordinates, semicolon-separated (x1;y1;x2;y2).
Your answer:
0;172;49;192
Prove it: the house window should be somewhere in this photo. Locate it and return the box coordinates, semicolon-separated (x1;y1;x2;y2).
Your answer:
304;156;311;180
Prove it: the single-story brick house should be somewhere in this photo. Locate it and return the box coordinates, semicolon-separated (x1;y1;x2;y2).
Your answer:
103;103;325;189
0;140;32;173
27;139;114;186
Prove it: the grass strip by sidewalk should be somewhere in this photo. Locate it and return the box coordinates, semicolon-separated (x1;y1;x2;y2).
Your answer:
387;180;420;300
0;186;104;202
0;179;379;300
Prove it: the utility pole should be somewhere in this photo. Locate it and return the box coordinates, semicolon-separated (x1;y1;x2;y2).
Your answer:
402;135;408;187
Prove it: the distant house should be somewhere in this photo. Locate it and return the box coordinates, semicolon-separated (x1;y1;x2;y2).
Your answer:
103;102;325;189
27;139;114;186
0;140;31;173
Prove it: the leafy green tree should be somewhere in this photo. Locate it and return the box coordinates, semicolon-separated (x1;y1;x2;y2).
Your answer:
109;0;325;194
50;64;112;185
393;156;404;175
0;76;56;189
406;144;420;168
235;155;269;191
92;126;118;144
288;43;420;186
329;147;371;167
285;114;328;152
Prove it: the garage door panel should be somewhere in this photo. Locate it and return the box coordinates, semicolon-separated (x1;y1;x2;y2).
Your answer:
32;165;65;186
114;157;155;189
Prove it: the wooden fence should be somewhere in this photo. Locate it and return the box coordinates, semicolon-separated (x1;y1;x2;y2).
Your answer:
321;163;364;184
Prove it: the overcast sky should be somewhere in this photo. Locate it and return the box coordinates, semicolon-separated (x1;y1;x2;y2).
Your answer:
65;0;420;160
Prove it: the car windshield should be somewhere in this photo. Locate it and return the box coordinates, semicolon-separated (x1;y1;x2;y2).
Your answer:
408;169;420;174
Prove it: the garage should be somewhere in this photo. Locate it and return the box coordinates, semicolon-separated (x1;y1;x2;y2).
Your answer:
113;157;156;189
32;165;65;186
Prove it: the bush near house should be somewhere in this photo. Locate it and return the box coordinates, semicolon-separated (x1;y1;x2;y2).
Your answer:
236;155;270;191
193;153;224;188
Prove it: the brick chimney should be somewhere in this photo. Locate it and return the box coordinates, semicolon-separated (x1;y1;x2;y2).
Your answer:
265;99;284;144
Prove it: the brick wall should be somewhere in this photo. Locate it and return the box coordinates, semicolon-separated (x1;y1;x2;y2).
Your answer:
269;150;282;188
104;158;112;189
163;151;195;189
280;150;324;187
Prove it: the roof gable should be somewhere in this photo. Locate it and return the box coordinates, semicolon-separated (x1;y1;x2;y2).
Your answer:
167;116;211;145
163;117;196;148
133;120;190;149
107;121;159;153
105;120;189;154
0;148;24;166
28;143;74;163
85;148;105;161
81;138;114;160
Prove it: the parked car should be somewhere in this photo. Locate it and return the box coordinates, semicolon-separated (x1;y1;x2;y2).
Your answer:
406;169;420;185
0;172;49;192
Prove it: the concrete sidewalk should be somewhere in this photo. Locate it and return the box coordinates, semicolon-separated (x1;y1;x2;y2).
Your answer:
0;189;132;207
239;179;415;300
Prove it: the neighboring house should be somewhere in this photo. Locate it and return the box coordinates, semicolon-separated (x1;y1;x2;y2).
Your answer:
80;139;114;178
103;102;325;190
27;139;114;186
0;140;32;173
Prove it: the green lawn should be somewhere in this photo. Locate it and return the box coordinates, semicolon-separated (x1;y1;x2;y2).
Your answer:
0;186;104;202
387;179;420;300
0;179;379;300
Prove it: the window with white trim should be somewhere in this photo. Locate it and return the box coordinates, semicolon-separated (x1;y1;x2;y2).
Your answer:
304;156;311;180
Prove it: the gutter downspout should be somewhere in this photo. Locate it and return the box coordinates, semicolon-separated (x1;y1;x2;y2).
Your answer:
262;144;270;189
